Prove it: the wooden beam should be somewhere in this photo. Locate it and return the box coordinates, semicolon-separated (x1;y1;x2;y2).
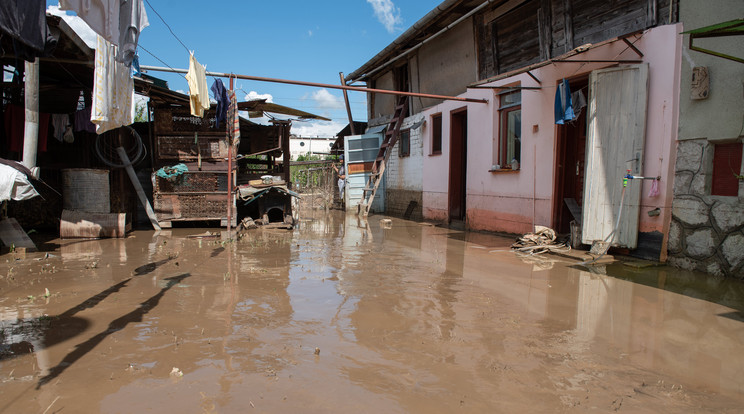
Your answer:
538;0;552;61
563;0;574;52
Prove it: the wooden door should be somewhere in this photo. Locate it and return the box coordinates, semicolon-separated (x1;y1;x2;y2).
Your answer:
449;109;467;222
582;65;648;249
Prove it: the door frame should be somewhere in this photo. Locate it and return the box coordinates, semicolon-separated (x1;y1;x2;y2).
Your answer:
448;107;468;222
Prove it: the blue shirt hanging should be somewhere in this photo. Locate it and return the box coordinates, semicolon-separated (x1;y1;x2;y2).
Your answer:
554;78;575;124
210;78;228;128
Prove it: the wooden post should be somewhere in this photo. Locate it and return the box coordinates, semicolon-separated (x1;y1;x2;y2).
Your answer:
117;146;161;230
339;72;355;135
22;58;40;170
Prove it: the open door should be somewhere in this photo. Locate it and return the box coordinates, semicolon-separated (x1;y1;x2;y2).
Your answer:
449;109;467;222
582;64;648;249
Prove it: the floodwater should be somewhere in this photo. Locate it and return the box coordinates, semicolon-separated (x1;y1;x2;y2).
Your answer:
1;210;744;413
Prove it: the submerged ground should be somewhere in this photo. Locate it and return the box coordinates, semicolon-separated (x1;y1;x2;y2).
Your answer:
1;209;743;413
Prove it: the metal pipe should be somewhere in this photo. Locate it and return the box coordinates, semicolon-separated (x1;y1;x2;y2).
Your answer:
139;65;488;104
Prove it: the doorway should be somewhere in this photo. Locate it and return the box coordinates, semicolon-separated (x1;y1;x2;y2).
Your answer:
449;108;467;222
552;78;588;234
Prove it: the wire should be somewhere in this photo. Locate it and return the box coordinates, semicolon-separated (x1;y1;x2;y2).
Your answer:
143;0;191;54
138;44;187;80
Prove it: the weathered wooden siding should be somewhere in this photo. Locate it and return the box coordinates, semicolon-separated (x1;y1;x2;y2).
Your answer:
477;0;677;80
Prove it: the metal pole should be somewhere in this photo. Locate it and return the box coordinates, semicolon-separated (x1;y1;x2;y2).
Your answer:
22;58;40;171
139;65;489;104
339;72;356;135
227;76;233;233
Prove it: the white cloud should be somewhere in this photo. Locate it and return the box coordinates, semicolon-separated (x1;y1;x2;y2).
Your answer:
311;89;343;111
291;120;347;138
46;5;97;49
308;29;313;37
367;0;402;33
245;91;274;103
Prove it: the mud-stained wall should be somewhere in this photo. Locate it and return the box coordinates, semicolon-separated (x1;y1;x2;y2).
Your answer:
667;0;744;278
383;113;425;220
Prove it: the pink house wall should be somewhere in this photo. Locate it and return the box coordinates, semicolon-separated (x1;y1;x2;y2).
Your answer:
421;24;682;247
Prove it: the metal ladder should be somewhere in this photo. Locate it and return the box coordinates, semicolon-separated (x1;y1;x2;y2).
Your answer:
359;95;409;217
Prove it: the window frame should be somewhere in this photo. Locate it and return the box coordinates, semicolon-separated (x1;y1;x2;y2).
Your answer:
496;89;521;168
398;128;410;157
711;142;743;197
431;113;442;155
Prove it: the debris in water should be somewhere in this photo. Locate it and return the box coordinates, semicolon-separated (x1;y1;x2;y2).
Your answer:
170;367;183;377
380;219;392;229
314;347;320;355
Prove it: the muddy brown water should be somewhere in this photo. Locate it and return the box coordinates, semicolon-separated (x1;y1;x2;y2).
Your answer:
1;210;744;413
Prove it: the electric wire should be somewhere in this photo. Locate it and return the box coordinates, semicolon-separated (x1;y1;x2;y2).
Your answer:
143;0;191;54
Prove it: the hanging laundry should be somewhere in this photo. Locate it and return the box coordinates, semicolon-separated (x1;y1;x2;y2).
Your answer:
60;0;119;44
226;90;240;147
3;104;49;153
59;0;147;66
186;53;210;118
51;114;69;142
74;107;97;133
116;0;149;66
554;79;575;125
91;35;135;134
0;0;58;61
211;79;228;128
571;89;587;120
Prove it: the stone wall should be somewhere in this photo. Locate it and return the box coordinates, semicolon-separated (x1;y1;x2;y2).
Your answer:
669;139;744;278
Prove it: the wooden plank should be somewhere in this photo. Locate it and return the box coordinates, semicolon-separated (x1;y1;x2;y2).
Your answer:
0;218;37;251
538;0;553;61
564;0;574;52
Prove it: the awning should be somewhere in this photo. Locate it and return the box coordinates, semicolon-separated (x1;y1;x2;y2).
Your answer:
682;19;744;64
366;124;387;134
237;100;330;121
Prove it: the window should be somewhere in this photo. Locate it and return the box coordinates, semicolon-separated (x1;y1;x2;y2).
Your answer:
497;89;521;168
711;142;743;196
398;129;410;157
431;114;442;154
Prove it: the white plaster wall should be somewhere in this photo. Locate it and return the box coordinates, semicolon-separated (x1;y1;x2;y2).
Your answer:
678;0;744;142
420;24;682;236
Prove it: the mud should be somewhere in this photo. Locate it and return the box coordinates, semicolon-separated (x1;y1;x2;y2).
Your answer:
1;210;744;413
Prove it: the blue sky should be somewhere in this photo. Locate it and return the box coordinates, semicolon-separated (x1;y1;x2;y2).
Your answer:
46;0;441;137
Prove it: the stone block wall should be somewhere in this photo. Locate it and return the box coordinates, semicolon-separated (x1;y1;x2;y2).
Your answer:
669;139;744;278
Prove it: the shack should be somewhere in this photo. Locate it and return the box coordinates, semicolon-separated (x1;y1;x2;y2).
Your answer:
138;78;326;228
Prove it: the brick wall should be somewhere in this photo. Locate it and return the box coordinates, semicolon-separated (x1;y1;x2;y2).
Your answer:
378;113;425;220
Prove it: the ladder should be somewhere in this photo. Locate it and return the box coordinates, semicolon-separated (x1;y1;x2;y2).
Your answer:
359;95;409;217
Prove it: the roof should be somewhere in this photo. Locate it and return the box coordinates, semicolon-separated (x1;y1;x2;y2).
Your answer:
134;77;330;121
346;0;484;82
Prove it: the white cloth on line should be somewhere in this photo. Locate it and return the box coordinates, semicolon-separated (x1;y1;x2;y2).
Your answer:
91;35;134;135
59;0;148;66
186;53;210;117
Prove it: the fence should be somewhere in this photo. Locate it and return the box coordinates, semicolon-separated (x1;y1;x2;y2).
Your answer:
290;161;337;210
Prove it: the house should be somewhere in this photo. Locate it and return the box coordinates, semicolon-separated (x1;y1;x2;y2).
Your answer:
667;1;744;277
347;0;684;262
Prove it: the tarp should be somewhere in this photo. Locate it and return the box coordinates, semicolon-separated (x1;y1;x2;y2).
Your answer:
0;164;39;202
